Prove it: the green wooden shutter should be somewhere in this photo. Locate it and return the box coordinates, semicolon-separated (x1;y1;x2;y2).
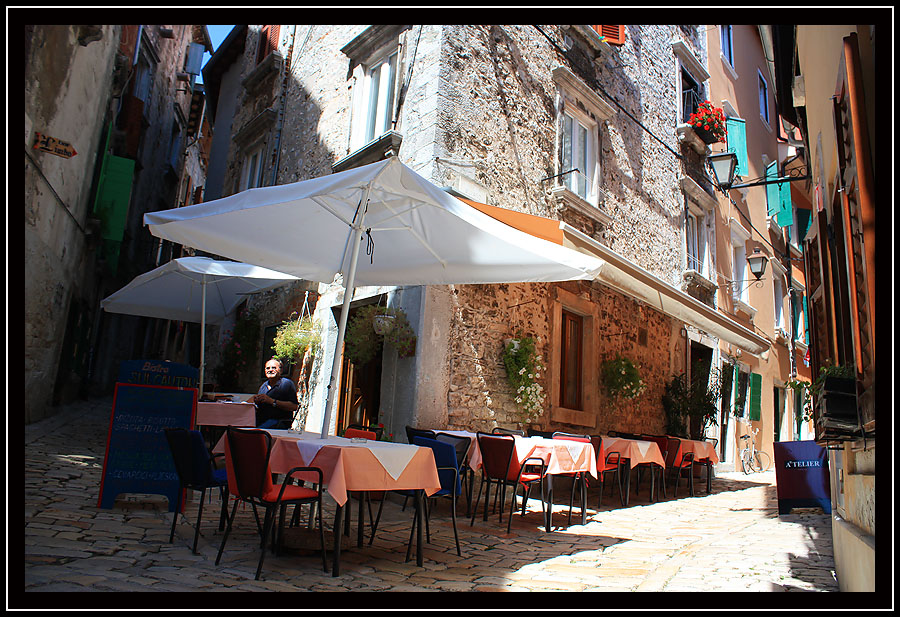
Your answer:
765;161;793;227
748;372;762;421
92;123;135;274
725;117;748;177
802;295;809;344
796;208;812;243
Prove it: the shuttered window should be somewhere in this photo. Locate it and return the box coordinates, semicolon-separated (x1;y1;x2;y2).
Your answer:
725;117;748;177
257;25;280;64
92;124;135;274
748;372;762;421
765;161;793;227
591;25;625;45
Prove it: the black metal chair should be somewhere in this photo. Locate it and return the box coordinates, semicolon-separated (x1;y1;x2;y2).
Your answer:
527;428;554;438
163;428;229;554
491;427;526;437
405;425;436;444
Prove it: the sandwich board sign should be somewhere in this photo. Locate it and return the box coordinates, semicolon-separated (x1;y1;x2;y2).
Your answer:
97;367;197;511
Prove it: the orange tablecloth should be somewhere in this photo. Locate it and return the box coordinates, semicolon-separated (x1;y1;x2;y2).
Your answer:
464;434;598;479
670;437;720;465
221;430;441;507
600;437;666;469
196;401;256;427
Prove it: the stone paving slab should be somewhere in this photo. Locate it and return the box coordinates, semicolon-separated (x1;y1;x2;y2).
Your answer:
13;396;844;608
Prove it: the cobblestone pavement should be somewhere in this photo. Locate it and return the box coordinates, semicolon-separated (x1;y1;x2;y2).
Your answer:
17;396;840;607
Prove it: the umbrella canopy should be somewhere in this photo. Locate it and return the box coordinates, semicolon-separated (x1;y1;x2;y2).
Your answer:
101;256;298;397
144;157;606;436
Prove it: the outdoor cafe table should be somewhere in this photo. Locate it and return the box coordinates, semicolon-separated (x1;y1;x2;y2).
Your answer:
439;431;598;529
600;436;666;506
195;401;256;450
196;401;256;427
217;429;441;576
667;436;720;494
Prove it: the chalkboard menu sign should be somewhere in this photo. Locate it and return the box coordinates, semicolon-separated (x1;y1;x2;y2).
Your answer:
97;382;197;511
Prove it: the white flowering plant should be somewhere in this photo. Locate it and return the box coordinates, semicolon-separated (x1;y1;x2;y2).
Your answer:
502;336;546;425
600;354;645;400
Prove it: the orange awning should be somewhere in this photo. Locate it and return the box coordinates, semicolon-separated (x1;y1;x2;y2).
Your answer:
460;196;769;355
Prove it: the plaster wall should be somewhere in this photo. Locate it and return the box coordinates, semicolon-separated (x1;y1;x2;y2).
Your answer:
24;25;120;422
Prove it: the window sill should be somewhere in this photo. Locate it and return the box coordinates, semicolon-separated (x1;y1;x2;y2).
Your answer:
720;52;739;80
793;339;808;354
775;327;789;345
550;405;594;428
675;123;710;157
682;268;717;293
333;131;403;173
550;185;612;227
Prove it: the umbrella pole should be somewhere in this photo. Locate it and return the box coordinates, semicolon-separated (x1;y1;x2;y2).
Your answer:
321;196;371;438
199;277;206;402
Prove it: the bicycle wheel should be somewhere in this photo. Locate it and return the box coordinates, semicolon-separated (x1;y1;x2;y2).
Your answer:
752;451;772;473
740;450;752;474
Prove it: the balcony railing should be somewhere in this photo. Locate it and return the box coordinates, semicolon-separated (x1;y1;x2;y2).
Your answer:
682;88;703;125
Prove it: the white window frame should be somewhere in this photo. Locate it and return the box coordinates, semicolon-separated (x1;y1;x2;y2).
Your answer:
686;210;706;276
720;25;735;69
758;69;770;128
672;39;710;126
350;45;399;151
240;143;266;192
729;218;753;310
559;106;597;204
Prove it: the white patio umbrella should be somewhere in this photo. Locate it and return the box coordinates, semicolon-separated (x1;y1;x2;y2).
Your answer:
144;157;605;437
100;256;298;398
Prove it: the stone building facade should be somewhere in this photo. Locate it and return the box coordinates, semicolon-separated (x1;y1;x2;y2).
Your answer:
200;25;772;443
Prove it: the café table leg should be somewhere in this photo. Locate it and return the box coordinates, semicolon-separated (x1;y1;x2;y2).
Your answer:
624;464;632;507
414;490;424;567
331;504;343;577
544;475;553;532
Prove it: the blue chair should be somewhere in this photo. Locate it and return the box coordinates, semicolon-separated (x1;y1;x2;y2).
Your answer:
163;428;229;554
407;435;463;558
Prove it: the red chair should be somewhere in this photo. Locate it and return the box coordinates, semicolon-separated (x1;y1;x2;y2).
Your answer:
551;432;591;526
216;427;327;579
593;436;625;507
343;427;377;440
662;438;695;498
469;432;548;534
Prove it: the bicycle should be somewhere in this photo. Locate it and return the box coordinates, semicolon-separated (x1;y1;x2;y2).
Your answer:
739;427;771;474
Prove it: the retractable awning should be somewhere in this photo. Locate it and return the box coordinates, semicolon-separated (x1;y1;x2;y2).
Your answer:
460;198;769;355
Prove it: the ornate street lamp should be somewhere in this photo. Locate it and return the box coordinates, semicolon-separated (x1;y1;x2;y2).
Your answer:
708;151;739;189
747;247;768;281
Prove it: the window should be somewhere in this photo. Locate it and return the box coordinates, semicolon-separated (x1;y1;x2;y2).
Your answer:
559;310;583;410
550;67;612;218
561;111;595;202
790;206;812;250
773;273;786;333
361;50;398;145
168;119;183;171
686;210;707;275
591;25;625;45
133;52;155;103
730;218;752;305
758;70;769;126
720;25;734;67
240;144;265;191
792;289;809;345
257;25;280;65
681;68;703;125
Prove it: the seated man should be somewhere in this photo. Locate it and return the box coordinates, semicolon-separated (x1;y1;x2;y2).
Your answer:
250;358;299;429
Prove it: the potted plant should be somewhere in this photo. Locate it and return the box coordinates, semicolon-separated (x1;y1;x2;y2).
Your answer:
502;335;546;426
661;367;721;440
272;312;321;364
787;363;857;431
344;305;417;365
600;354;645;400
688;101;727;144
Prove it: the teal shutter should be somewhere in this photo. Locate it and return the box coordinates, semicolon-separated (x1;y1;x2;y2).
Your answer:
765;161;793;227
796;208;812;243
748;372;762;421
802;295;809;344
725;117;748;177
